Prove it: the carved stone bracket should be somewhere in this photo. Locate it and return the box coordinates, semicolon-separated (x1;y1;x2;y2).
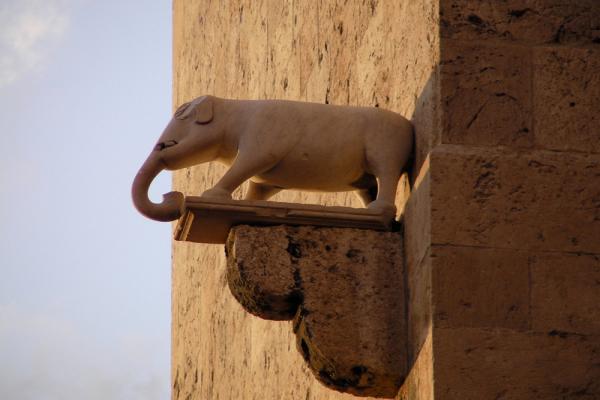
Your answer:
226;225;407;398
174;197;395;244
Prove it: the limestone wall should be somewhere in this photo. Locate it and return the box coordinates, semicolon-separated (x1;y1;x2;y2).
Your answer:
172;1;599;399
172;1;438;399
429;1;600;398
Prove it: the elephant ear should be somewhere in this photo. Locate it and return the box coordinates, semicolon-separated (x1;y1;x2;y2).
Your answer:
173;96;213;123
193;96;213;124
174;101;193;120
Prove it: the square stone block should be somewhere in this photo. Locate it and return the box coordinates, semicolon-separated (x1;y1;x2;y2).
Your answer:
440;40;533;147
396;331;433;400
440;0;599;45
404;162;432;272
434;327;600;399
407;250;432;366
531;252;600;335
431;144;600;253
431;245;530;330
533;46;600;153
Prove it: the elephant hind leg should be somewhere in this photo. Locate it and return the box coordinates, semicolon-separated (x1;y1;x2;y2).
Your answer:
245;181;282;201
367;172;400;219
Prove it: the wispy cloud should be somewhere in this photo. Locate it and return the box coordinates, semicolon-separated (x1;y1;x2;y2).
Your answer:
0;304;169;400
0;0;70;87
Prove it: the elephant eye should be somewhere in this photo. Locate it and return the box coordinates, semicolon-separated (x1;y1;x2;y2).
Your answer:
174;102;192;119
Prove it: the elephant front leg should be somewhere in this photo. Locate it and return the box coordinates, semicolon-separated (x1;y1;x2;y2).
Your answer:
201;155;276;200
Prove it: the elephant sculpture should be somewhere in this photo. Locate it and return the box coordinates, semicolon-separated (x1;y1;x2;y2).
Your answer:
132;95;414;222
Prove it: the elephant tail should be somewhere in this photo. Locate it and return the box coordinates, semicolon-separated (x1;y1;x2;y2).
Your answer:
402;125;416;188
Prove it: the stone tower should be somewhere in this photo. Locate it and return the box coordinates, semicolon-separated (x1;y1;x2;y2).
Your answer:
172;1;600;399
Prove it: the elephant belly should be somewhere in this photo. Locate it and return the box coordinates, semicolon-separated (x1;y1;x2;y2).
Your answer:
254;147;368;191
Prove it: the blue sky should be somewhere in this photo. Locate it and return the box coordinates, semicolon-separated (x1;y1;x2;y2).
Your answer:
0;0;173;398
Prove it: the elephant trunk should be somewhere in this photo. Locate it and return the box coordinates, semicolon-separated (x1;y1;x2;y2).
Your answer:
132;150;185;222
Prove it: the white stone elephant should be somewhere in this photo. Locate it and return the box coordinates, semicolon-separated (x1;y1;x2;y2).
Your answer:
132;95;413;221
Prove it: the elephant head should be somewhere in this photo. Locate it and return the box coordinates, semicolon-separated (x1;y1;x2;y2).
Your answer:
132;96;221;221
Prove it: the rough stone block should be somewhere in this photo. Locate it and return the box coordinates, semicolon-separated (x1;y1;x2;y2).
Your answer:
431;144;600;254
396;331;433;400
407;250;432;366
267;1;300;99
226;225;406;398
434;327;600;399
404;162;431;273
440;40;533;147
431;245;530;330
355;2;395;109
440;0;599;45
225;225;299;320
531;252;600;335
533;46;600;153
236;0;269;99
296;0;321;102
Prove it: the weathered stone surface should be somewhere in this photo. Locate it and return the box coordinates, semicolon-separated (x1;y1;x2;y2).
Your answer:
396;331;433;400
431;244;600;334
433;6;600;396
173;0;439;398
403;163;433;390
440;40;533;147
431;144;600;253
533;46;600;154
225;226;298;320
407;249;432;366
434;327;600;399
432;245;530;330
404;161;431;274
531;252;600;335
226;225;406;398
440;0;600;45
172;239;353;400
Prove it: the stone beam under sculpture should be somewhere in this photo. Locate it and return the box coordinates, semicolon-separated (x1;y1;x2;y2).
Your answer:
174;197;396;244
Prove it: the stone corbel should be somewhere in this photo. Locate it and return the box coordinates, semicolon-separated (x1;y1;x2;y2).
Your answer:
133;95;414;397
175;198;408;398
226;224;406;398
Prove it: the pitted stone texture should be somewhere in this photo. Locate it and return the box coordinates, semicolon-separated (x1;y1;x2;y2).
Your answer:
533;46;600;154
431;144;600;253
225;227;299;320
226;225;406;398
402;170;433;400
434;327;600;399
440;0;600;45
430;244;600;332
396;329;433;400
432;245;530;330
440;40;533;147
531;252;600;335
404;162;431;275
